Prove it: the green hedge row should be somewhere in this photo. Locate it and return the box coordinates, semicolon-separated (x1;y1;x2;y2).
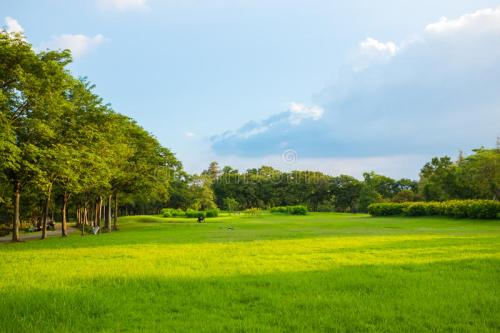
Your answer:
368;200;500;219
270;205;308;215
161;208;219;218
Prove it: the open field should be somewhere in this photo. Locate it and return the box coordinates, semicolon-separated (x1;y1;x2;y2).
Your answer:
0;213;499;332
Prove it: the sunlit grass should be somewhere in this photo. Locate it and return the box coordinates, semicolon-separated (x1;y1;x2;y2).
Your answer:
0;213;499;332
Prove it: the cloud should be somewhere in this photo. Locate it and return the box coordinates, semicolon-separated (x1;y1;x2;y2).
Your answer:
425;7;500;35
39;34;106;57
4;17;23;34
211;103;325;156
211;6;500;160
354;37;399;71
185;132;196;138
96;0;148;11
289;102;324;125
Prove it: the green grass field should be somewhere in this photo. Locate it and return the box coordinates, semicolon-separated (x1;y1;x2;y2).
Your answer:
0;213;499;332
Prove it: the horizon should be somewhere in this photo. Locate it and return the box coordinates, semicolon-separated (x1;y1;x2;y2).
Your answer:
2;0;499;179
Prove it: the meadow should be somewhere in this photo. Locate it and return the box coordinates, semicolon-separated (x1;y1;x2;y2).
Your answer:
0;213;499;332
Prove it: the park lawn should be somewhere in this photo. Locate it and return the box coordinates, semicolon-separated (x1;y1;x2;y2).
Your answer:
0;213;499;332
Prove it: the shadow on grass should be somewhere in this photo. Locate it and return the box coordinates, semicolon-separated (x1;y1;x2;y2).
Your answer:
1;259;498;332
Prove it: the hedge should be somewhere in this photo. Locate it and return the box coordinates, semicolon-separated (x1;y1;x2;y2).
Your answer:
368;200;500;219
270;205;308;215
161;208;219;218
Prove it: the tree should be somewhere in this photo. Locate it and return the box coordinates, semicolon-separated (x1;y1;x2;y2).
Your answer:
223;197;239;212
419;157;460;201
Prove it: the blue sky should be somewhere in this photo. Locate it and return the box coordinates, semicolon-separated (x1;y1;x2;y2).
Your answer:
2;0;499;179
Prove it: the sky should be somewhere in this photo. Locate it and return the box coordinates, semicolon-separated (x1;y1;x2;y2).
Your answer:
2;0;499;179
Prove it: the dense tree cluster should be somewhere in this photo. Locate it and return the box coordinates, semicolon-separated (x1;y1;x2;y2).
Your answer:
0;31;183;240
205;148;498;213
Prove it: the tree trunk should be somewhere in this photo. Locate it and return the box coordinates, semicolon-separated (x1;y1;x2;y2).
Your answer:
113;192;118;230
12;180;21;242
41;185;52;240
61;192;69;237
105;194;112;232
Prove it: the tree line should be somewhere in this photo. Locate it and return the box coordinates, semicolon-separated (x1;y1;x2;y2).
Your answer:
200;147;498;213
0;31;184;240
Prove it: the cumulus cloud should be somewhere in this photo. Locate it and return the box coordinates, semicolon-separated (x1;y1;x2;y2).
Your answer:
4;17;23;34
96;0;148;11
425;7;500;35
354;37;399;71
39;34;106;57
211;6;500;160
185;132;196;138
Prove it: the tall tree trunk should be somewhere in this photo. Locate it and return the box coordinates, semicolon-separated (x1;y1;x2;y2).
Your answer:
61;192;69;237
105;194;112;232
12;180;21;242
41;185;52;240
94;199;98;228
113;192;118;230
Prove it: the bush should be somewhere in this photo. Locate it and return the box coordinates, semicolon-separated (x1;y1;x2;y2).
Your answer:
205;209;219;218
245;208;262;216
368;200;500;219
270;205;308;215
403;202;428;216
289;205;308;215
160;208;173;217
185;209;206;218
270;206;288;213
368;203;405;216
161;208;185;217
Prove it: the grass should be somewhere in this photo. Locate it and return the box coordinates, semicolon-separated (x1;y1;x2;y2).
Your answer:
0;213;499;332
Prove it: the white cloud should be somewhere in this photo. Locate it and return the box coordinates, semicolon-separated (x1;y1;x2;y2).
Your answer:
185;132;196;138
425;7;500;35
4;17;23;34
211;6;500;163
354;37;399;71
288;102;324;125
96;0;148;11
39;34;106;57
360;37;398;56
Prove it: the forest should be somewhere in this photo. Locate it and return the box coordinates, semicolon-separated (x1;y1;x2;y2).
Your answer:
1;31;499;241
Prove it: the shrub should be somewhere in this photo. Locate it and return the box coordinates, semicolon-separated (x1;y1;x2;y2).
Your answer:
172;209;185;217
368;200;500;219
270;205;308;215
403;202;428;216
185;209;206;218
368;203;405;216
161;208;173;217
205;209;219;218
161;208;185;217
270;206;287;213
289;205;308;215
245;208;262;216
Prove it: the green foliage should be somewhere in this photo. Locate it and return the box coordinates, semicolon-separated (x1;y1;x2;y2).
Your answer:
356;184;384;212
205;209;219;218
368;200;500;219
270;205;308;215
222;197;239;212
160;208;185;218
161;208;218;218
244;208;262;216
185;209;206;218
392;189;416;203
